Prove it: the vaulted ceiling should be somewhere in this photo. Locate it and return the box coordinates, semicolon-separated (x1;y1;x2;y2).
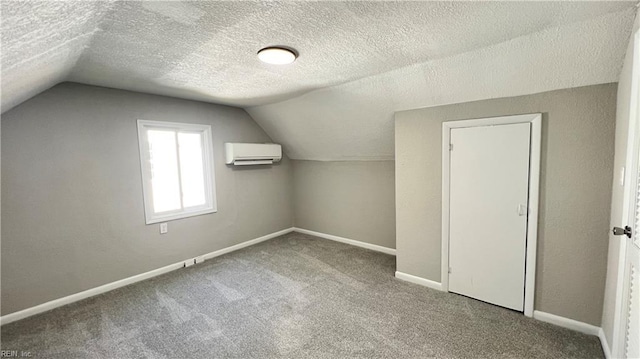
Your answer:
2;1;638;160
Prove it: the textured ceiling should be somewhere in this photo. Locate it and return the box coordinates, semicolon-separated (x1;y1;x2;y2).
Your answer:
248;8;638;160
1;1;638;160
1;1;117;112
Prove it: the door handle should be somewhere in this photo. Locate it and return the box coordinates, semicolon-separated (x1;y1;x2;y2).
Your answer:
612;226;632;238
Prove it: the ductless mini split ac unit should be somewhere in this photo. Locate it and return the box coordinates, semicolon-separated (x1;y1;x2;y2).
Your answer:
224;142;282;166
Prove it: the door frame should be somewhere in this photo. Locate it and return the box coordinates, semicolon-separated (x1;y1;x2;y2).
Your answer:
441;113;542;317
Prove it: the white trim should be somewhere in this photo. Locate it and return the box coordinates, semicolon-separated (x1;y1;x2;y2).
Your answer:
201;228;293;260
441;122;451;292
2;263;184;327
532;310;600;336
395;271;443;291
292;227;396;256
525;117;542;317
136;119;218;225
599;328;612;359
0;227;294;326
442;113;541;318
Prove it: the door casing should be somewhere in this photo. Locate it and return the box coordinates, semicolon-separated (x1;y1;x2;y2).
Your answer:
441;113;542;317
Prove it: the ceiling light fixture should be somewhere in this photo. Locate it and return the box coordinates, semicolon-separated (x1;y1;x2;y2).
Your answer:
257;47;297;65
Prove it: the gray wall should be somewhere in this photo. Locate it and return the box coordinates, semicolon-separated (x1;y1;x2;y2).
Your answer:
395;84;617;326
1;83;294;315
292;160;395;249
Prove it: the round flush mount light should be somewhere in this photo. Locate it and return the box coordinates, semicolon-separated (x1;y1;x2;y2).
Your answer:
257;46;297;65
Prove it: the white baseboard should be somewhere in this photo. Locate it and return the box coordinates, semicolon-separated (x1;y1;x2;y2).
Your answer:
292;227;396;255
1;262;185;327
532;310;600;336
0;227;294;326
395;271;443;291
598;328;612;359
202;228;294;260
532;311;611;357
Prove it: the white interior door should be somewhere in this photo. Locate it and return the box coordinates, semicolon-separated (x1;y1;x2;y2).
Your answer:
615;113;640;359
618;203;639;358
615;30;640;359
448;123;531;311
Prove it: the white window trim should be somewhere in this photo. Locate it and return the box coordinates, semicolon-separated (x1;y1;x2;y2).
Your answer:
137;119;217;224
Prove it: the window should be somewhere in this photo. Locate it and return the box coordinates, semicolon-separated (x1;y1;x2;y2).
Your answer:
137;120;217;224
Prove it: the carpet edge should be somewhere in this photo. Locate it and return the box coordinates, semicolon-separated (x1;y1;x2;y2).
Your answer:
292;227;396;255
0;227;295;326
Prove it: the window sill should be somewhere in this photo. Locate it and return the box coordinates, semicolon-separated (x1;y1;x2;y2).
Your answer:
145;207;217;224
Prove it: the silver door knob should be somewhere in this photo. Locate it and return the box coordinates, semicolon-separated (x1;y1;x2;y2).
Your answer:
612;226;632;238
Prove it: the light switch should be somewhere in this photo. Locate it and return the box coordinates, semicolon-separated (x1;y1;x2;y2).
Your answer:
160;223;168;234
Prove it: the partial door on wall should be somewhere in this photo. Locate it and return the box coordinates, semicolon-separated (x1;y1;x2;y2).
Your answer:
442;114;541;316
616;154;640;358
611;29;640;359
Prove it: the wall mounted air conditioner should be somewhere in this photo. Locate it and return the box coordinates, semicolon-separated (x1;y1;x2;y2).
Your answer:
224;143;282;166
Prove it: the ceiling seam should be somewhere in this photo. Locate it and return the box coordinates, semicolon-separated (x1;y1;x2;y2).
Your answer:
59;0;121;85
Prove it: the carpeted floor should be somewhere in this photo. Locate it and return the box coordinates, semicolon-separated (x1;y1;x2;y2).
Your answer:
1;232;603;358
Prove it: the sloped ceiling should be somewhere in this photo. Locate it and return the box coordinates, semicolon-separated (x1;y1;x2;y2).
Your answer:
1;1;638;160
1;1;118;112
248;8;638;160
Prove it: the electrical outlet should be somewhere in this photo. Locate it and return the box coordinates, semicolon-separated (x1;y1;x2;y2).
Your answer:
160;223;168;234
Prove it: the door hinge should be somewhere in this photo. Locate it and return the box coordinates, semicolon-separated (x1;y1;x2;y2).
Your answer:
449;143;453;151
448;267;452;274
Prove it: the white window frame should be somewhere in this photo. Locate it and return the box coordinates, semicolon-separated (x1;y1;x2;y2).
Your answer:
137;119;217;224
